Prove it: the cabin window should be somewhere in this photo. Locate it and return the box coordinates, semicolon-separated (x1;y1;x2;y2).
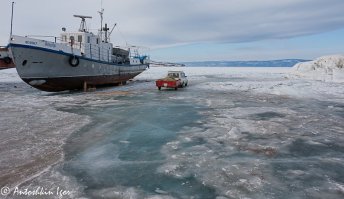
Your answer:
70;36;75;42
78;35;82;42
62;35;67;42
87;36;90;43
96;38;99;44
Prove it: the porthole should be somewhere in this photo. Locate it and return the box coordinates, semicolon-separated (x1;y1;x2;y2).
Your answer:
22;60;27;66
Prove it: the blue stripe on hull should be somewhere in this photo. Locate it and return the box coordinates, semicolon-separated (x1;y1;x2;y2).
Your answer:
9;43;145;66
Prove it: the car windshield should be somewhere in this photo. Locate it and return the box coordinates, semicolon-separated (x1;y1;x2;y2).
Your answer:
168;73;179;78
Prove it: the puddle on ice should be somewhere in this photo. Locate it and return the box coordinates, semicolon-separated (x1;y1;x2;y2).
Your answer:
62;91;217;198
1;68;344;199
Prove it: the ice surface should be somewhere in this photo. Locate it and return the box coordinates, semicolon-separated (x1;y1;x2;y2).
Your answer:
0;68;21;83
0;71;91;194
158;90;344;198
1;66;343;199
137;66;344;102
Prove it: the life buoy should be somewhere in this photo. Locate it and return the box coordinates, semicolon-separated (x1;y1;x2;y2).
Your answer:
69;56;79;67
3;57;12;64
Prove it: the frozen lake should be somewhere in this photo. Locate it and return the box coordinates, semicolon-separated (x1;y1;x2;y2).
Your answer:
0;67;344;199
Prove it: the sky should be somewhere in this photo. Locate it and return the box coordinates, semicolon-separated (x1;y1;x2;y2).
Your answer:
0;0;343;62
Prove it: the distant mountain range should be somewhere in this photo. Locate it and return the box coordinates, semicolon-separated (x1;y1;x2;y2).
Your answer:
180;59;311;67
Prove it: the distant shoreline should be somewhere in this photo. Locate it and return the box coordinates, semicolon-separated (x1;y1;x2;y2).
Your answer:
151;59;310;68
151;65;294;68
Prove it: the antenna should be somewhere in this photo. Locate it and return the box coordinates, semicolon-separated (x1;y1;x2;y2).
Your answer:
10;2;15;39
73;15;92;32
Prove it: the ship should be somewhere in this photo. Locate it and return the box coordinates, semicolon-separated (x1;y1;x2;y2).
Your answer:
8;13;149;92
0;46;15;70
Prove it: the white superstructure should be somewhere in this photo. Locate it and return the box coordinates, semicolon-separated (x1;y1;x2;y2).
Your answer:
11;14;148;65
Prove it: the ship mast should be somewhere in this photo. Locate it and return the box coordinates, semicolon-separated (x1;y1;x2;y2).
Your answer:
98;1;104;42
103;23;110;43
10;2;15;39
98;8;111;43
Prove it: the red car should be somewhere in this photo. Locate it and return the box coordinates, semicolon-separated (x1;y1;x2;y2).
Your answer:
156;71;188;90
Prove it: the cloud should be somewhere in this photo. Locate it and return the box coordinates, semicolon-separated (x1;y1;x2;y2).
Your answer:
109;0;344;47
1;0;344;48
140;0;344;43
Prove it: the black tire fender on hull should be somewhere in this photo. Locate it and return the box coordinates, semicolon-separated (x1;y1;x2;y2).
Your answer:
69;56;80;67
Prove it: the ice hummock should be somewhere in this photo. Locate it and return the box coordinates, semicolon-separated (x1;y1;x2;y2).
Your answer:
292;54;344;83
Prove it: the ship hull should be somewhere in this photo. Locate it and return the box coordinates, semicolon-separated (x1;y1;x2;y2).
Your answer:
9;44;148;92
21;74;139;92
